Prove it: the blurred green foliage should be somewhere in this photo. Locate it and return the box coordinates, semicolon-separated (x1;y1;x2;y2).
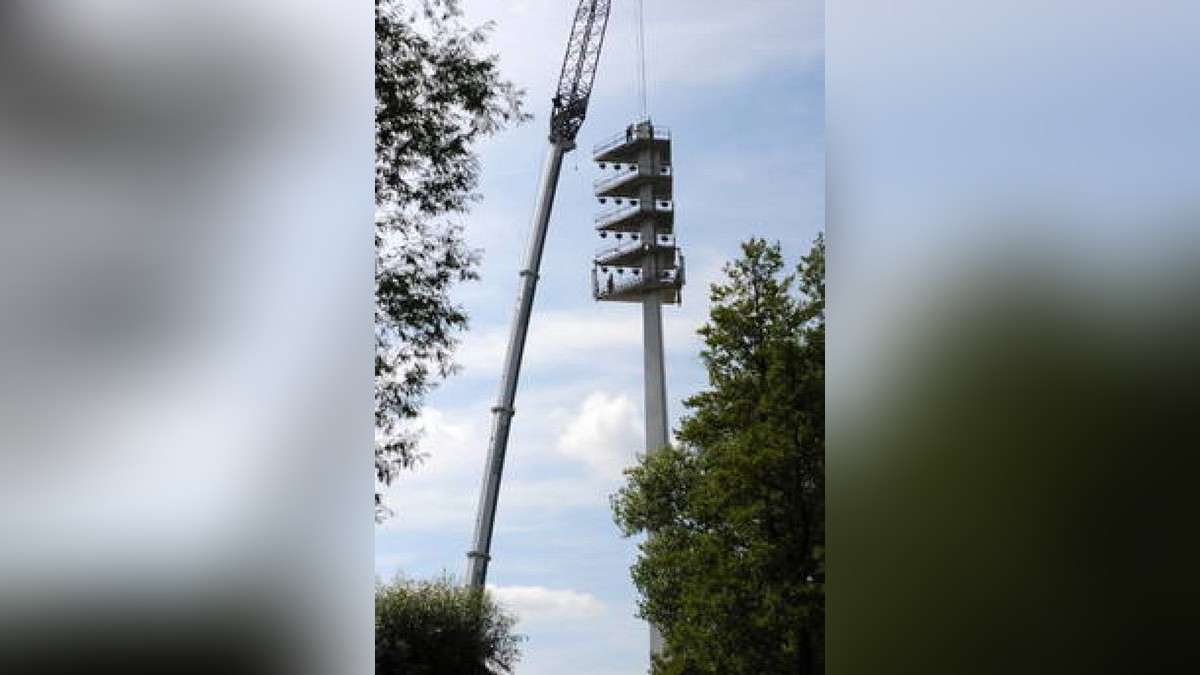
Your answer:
833;254;1200;674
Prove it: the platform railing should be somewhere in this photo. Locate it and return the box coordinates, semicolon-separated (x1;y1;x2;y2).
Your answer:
594;200;639;223
594;199;673;229
594;232;675;259
593;163;672;193
593;266;651;297
592;262;684;299
592;124;672;157
593;164;640;192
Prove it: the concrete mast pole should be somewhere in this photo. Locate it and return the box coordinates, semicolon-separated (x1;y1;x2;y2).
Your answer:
643;287;668;659
638;147;669;659
467;139;573;589
642;276;668;454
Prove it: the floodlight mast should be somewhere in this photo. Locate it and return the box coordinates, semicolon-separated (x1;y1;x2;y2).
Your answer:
467;0;612;590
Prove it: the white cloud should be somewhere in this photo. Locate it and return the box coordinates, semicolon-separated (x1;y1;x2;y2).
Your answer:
412;407;480;471
456;310;635;378
378;388;625;536
554;391;641;478
456;306;703;381
488;584;605;620
500;475;612;515
377;405;486;533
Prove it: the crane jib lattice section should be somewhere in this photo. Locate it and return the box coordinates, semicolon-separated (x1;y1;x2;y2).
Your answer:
550;0;612;143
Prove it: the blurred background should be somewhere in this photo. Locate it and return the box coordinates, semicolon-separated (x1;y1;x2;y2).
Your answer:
829;1;1200;673
0;2;372;673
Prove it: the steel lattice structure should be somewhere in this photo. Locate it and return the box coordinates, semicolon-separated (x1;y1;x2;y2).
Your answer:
550;0;612;143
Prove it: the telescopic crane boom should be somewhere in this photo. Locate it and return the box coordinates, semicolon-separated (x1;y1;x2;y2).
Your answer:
467;0;612;589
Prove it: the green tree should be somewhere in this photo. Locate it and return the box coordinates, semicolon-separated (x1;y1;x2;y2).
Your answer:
612;236;825;674
375;0;528;517
375;576;523;674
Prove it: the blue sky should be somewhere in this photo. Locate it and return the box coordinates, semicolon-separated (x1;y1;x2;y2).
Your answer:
375;1;823;672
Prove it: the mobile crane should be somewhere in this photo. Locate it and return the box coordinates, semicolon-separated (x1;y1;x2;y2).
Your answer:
466;0;613;590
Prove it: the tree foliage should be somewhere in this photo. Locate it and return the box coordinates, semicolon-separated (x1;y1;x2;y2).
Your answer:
375;0;528;517
375;576;523;675
612;236;825;674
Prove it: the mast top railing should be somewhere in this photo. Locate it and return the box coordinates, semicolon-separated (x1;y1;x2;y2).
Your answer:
592;124;671;156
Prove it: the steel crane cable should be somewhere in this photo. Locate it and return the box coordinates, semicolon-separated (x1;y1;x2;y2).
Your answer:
635;0;648;120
